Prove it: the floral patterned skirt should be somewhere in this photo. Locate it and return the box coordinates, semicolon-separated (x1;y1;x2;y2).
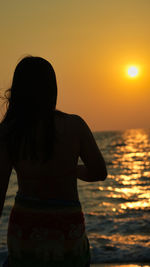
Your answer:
7;193;90;267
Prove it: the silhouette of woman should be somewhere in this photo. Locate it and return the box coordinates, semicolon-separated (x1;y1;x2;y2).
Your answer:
0;56;107;267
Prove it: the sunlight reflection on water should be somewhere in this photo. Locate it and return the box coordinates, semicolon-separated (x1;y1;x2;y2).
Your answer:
79;129;150;262
102;129;150;211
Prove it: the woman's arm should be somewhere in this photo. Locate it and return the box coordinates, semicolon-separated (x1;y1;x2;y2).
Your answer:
0;141;12;217
76;116;107;182
77;164;106;182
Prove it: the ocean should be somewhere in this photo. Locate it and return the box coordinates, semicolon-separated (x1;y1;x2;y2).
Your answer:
0;128;150;266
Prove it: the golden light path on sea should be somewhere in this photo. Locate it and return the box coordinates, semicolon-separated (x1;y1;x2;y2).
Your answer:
98;129;150;212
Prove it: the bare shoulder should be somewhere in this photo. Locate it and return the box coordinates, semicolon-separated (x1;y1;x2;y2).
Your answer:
65;113;91;135
55;110;86;130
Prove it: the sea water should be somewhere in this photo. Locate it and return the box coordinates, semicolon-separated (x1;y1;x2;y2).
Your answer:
0;129;150;265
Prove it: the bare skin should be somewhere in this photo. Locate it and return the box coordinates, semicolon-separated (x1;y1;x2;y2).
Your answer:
0;112;107;215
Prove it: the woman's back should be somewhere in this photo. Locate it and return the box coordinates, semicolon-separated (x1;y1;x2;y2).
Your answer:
14;112;81;200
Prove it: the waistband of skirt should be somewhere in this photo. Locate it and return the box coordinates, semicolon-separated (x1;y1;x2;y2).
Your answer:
15;191;82;210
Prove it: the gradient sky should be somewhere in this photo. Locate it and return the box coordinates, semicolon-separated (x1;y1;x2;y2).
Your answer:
0;0;150;131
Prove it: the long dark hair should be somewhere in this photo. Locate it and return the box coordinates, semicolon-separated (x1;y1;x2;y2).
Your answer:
0;56;58;163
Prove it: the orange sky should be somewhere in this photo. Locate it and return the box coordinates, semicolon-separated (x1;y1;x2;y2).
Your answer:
0;0;150;131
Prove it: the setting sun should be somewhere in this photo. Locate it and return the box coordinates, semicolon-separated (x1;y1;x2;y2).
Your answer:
128;66;139;77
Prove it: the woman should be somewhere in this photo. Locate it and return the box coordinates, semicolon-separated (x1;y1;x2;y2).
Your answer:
0;56;107;267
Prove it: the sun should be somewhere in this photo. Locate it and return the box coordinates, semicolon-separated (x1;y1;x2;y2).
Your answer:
127;66;139;78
